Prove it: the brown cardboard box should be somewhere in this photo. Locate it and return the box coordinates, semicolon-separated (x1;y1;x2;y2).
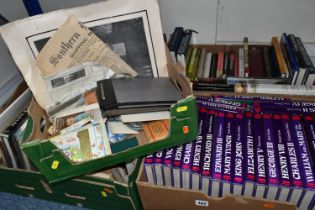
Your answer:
136;162;297;210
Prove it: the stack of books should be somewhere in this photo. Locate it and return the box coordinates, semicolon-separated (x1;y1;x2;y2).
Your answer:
184;34;314;92
144;95;315;210
167;27;197;68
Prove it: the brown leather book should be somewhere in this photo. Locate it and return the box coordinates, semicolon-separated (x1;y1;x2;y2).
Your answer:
248;46;265;77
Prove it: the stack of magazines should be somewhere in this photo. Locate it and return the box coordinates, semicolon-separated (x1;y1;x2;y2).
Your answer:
144;95;315;210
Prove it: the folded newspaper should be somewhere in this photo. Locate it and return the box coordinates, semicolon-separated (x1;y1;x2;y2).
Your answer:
0;0;167;112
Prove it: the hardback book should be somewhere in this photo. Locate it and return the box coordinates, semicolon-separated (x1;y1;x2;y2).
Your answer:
192;48;202;79
290;115;315;210
269;46;281;77
0;137;13;168
153;150;165;186
280;114;304;205
295;36;315;86
234;53;239;77
181;141;195;189
280;33;299;84
202;52;212;78
120;111;170;123
216;52;224;78
303;116;315;167
201;110;215;195
12;117;32;170
222;52;230;79
162;147;175;187
262;113;281;201
167;27;184;63
227;53;236;77
196;48;207;78
185;47;193;69
226;77;286;85
144;154;155;184
238;48;245;78
288;34;306;85
186;47;199;79
248;46;264;77
279;36;294;84
222;112;235;197
272;36;288;78
209;53;218;78
1;109;29;169
232;113;245;196
261;46;273;77
243;37;250;77
172;144;184;188
211;112;225;197
253;113;267;199
96;78;183;117
176;29;195;68
191;107;208;190
243;112;256;197
0;135;18;168
272;114;292;202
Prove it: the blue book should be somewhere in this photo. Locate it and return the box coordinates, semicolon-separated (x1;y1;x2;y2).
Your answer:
281;33;299;84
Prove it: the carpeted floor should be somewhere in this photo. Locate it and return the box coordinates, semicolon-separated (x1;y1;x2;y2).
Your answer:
0;192;90;210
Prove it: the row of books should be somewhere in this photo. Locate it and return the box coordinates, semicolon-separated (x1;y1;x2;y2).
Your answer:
167;26;314;88
144;95;315;210
189;35;314;86
0;109;35;170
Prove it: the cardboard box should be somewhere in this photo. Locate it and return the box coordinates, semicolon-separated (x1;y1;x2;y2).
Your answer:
21;46;198;184
136;161;297;210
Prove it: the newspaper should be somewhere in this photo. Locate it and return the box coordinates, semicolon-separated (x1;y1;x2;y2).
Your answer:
0;0;168;111
36;16;137;77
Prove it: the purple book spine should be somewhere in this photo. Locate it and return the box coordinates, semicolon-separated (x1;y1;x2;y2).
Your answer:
214;95;289;102
163;147;175;166
233;113;245;184
181;142;195;171
223;112;235;182
144;154;154;165
211;112;225;180
263;114;280;185
197;96;246;108
253;113;267;185
272;114;292;187
201;110;216;177
303;116;315;166
281;114;303;188
172;145;184;169
191;107;208;174
291;115;315;189
196;100;245;114
244;112;255;182
153;150;164;165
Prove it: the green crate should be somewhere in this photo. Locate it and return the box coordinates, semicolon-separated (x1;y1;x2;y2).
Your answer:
22;97;198;183
0;157;143;210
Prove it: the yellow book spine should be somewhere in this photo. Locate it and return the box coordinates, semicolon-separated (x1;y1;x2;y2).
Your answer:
272;36;288;77
186;47;198;78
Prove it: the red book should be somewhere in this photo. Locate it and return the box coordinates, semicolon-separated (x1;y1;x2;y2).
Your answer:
216;52;224;78
234;54;239;77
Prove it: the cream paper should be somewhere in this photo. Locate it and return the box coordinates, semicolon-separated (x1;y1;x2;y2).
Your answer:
0;0;168;111
36;16;137;77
